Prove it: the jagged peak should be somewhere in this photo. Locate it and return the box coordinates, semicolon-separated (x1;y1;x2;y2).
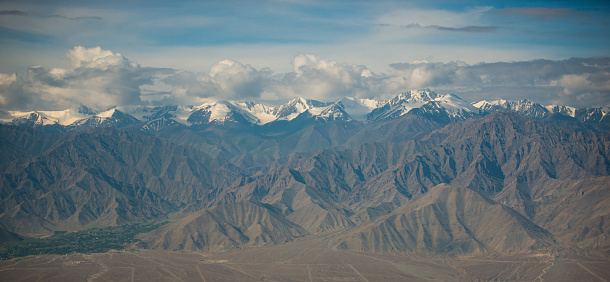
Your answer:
77;105;97;115
402;89;437;100
546;104;576;117
96;108;118;118
381;89;438;108
288;96;308;105
472;100;490;108
335;96;379;108
4;91;607;129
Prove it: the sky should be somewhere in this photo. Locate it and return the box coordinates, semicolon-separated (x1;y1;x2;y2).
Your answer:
0;0;609;111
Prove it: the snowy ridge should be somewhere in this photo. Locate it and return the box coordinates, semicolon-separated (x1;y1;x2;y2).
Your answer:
546;105;577;117
189;100;260;125
473;99;549;119
367;89;478;121
96;108;116;118
433;94;478;116
5;89;609;130
236;102;277;124
335;97;379;121
9;109;90;126
73;108;141;129
473;99;609;122
9;112;59;126
272;97;329;121
118;105;195;125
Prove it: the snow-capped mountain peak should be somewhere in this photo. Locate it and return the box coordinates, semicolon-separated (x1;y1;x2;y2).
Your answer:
334;97;380;121
473;99;550;119
5;89;608;131
546;105;576;117
70;108;140;129
233;101;277;124
315;103;350;122
368;90;476;121
188;100;260;125
434;94;479;116
96;108;117;118
273;97;328;121
9;108;91;126
10;112;56;126
391;89;437;104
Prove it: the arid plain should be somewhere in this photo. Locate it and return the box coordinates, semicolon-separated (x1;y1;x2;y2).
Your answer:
1;234;608;282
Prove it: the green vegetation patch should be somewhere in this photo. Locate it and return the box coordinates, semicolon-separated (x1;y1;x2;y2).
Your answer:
0;221;166;260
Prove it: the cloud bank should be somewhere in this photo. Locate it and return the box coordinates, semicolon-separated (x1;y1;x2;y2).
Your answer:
0;46;169;111
0;46;608;111
390;58;610;108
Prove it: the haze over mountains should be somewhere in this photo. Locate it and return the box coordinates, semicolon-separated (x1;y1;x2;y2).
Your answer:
1;89;609;258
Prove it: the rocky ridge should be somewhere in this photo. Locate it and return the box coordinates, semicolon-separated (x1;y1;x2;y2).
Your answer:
1;90;609;257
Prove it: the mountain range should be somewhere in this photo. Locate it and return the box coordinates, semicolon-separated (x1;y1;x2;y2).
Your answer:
6;89;608;131
0;89;609;258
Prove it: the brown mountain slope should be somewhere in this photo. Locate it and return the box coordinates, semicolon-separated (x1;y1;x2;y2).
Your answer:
0;128;241;237
0;125;65;168
153;113;443;168
139;201;308;251
2;112;609;257
199;112;609;253
531;176;610;249
216;113;610;213
202;167;357;233
335;184;555;255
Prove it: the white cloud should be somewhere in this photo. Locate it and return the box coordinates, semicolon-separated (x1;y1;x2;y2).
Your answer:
1;46;609;111
0;46;166;111
159;59;273;104
391;60;467;89
558;72;610;107
282;54;373;98
66;46;137;69
0;73;31;110
267;54;406;101
390;58;610;108
0;73;18;86
160;54;406;103
559;73;610;95
209;59;271;99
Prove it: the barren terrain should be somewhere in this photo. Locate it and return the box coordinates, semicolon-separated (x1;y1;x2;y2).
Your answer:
1;235;608;281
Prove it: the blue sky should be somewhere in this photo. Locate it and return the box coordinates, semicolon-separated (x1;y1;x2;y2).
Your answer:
0;0;609;110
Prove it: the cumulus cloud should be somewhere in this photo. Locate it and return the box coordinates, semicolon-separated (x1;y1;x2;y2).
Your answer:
272;54;381;100
159;59;272;105
390;60;465;89
260;54;414;101
0;46;167;111
390;57;610;107
161;54;404;103
209;59;271;99
66;46;134;69
0;73;32;110
1;46;609;111
558;72;610;106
